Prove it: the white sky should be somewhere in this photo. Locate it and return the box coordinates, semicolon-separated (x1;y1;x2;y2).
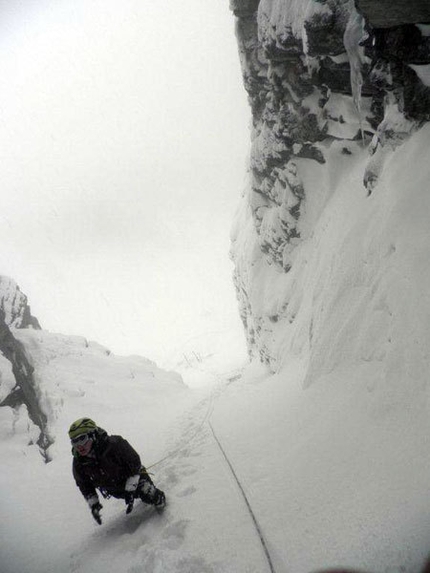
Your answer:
0;0;251;364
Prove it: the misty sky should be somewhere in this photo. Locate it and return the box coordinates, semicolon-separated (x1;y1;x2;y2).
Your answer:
0;1;250;364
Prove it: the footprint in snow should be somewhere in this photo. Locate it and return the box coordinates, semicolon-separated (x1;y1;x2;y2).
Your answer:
176;485;197;497
161;519;189;549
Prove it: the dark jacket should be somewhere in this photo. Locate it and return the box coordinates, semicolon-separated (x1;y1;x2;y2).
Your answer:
72;428;142;500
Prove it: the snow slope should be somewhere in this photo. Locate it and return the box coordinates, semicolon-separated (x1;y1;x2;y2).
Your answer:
0;328;256;573
226;122;430;571
2;338;430;573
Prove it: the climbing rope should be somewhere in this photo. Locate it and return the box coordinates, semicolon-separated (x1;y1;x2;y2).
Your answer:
209;420;277;573
147;368;243;471
145;374;277;572
146;390;216;471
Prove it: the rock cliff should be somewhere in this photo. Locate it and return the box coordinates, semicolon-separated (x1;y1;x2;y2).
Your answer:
0;278;51;459
230;0;430;367
0;276;41;329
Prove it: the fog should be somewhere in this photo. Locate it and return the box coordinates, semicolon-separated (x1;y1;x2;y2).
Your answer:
0;0;250;363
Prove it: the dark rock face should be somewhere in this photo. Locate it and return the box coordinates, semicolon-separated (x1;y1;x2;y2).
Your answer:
230;0;260;17
355;0;430;28
230;0;430;362
361;24;430;121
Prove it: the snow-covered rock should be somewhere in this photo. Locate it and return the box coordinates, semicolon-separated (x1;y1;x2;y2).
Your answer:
0;280;48;456
0;276;40;329
230;0;430;366
1;328;186;460
0;277;185;462
3;4;430;572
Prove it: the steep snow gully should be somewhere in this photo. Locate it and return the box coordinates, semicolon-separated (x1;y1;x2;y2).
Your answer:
66;368;275;573
3;324;430;573
66;357;430;573
3;1;430;571
74;370;284;573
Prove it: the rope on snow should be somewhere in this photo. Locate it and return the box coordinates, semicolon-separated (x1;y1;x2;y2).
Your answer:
208;421;277;573
146;379;277;572
147;391;216;471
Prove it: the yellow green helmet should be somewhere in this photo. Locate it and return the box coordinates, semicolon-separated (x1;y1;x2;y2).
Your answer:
68;418;97;440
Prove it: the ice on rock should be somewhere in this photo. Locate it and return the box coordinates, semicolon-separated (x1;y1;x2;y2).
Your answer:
343;0;367;141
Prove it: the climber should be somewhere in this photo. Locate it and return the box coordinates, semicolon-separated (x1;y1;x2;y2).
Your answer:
69;417;166;525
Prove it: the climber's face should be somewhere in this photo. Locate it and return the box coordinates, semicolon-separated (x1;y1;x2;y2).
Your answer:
72;433;93;456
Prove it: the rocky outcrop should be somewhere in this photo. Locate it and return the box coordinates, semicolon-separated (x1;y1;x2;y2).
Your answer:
230;0;260;17
0;313;52;460
0;276;41;330
230;0;430;364
355;0;430;28
0;278;50;459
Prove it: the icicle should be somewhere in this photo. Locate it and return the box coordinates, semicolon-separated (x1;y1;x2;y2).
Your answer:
344;0;366;143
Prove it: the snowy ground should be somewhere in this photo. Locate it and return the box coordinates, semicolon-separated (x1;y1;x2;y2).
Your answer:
2;326;430;573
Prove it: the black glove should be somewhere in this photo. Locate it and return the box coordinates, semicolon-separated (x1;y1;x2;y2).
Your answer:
90;501;103;525
125;492;134;514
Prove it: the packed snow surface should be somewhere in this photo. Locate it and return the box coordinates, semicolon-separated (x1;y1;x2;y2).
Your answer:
2;342;430;573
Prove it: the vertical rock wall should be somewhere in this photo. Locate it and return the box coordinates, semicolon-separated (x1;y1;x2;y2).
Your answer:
230;0;430;365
